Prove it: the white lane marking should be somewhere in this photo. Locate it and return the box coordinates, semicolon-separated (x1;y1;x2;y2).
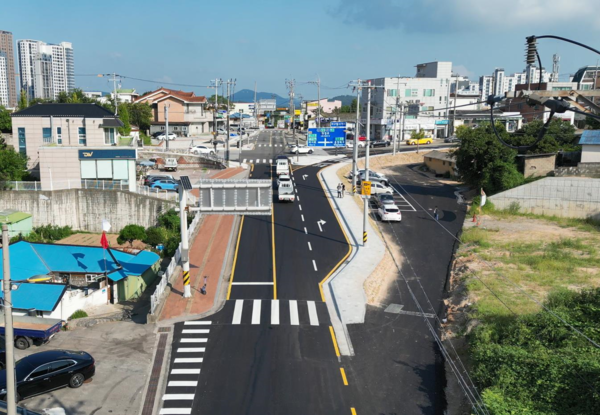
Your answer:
180;338;207;343
252;299;261;324
171;369;201;375
168;381;198;387
249;159;253;163
231;282;274;285
313;260;318;271
181;329;209;334
258;144;262;147
263;159;266;163
289;300;299;325
298;204;302;211
243;159;247;163
317;219;326;232
177;348;206;353
297;196;300;201
307;301;319;326
233;299;244;324
271;300;280;325
308;242;312;251
163;393;194;401
392;188;417;212
174;358;203;363
295;188;298;193
160;410;192;415
304;227;308;234
301;214;304;222
184;321;211;325
269;159;272;163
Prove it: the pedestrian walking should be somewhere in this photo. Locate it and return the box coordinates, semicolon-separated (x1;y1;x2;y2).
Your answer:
434;206;439;221
337;183;342;198
200;284;207;295
341;183;346;198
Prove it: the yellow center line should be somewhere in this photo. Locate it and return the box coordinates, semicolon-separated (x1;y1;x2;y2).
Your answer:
351;408;357;415
271;165;277;300
340;368;348;386
226;216;245;300
329;326;340;357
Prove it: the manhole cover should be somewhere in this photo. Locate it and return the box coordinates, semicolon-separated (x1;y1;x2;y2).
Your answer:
384;304;404;314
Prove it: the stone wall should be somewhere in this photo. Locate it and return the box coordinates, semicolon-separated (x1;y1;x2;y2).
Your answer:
489;177;600;220
555;163;600;178
0;189;176;232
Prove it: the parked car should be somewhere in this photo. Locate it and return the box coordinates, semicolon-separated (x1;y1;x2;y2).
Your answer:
406;136;433;145
155;133;177;141
217;128;227;135
150;179;180;191
378;204;402;222
0;350;95;402
289;145;313;154
189;145;215;156
346;141;365;149
373;193;395;208
266;123;274;129
358;176;390;187
0;315;63;352
144;174;174;186
362;181;393;195
370;139;391;148
444;136;460;143
348;169;386;180
277;174;291;186
136;160;156;168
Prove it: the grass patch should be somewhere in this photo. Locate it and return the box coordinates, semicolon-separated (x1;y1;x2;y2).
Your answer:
68;309;88;320
461;227;491;248
488;206;600;233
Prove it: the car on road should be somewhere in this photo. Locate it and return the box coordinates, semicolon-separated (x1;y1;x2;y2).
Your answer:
373;193;395;208
378;204;402;222
278;181;295;202
277;174;291;186
0;350;95;402
348;169;386;180
189;145;215;156
266;123;274;129
444;136;460;143
406;136;433;145
150;179;179;191
289;145;314;154
362;181;393;195
217;128;227;135
144;174;174;186
276;155;290;176
370;139;391;148
155;133;177;141
346;141;365;149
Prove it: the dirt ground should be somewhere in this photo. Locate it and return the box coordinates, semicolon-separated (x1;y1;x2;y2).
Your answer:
57;233;147;251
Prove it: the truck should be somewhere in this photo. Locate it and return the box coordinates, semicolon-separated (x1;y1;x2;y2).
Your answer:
0;314;64;353
163;158;178;172
275;155;289;176
278;181;295;202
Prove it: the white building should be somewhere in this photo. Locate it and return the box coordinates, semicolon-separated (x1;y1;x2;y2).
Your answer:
232;102;256;115
362;61;454;140
18;39;74;101
306;98;342;115
0;51;8;107
480;66;551;101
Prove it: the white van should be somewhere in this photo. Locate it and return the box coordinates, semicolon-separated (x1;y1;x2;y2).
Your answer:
276;156;289;176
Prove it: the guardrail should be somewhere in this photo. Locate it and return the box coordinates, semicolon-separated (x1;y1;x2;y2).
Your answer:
150;213;201;315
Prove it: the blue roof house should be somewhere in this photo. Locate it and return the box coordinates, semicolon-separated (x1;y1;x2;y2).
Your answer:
580;130;600;164
0;242;160;320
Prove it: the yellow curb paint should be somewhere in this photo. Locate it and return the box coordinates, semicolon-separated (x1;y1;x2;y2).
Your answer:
329;326;340;357
340;368;348;385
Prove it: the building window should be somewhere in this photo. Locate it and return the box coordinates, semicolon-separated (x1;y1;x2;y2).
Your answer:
78;127;87;145
405;89;418;97
57;127;62;144
42;127;52;144
160;126;165;130
104;128;115;145
443;161;446;166
387;89;397;97
423;89;435;97
18;128;26;156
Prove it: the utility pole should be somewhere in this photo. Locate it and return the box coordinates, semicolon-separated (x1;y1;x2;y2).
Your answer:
451;75;460;136
308;78;322;128
287;79;298;163
178;189;191;298
225;79;236;167
253;81;257;127
351;79;362;195
363;80;372;247
164;104;170;151
392;75;407;155
209;78;222;149
2;225;17;415
445;77;451;137
111;73;119;116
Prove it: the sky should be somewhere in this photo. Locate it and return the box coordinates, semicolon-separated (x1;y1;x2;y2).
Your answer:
2;0;599;100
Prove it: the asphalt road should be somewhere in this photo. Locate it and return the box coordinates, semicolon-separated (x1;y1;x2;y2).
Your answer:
160;131;355;414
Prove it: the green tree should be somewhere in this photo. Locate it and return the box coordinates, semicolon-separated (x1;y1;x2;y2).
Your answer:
339;105;351;113
454;123;522;194
0;106;11;132
512;119;579;154
350;98;357;113
410;130;425;140
0;147;28;182
116;224;147;247
158;209;180;231
585;115;600;130
144;226;168;247
117;103;131;136
127;102;153;131
18;90;28;110
163;235;180;257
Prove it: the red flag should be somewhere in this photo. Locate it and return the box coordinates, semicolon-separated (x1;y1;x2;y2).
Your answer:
100;231;109;249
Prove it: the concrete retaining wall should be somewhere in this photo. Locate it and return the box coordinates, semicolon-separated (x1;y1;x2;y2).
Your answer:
0;189;176;232
489;177;600;219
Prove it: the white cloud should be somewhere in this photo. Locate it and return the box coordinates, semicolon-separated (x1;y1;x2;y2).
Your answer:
154;75;173;84
453;64;474;78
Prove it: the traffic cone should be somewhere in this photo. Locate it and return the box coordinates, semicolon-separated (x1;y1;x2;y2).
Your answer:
472;214;477;222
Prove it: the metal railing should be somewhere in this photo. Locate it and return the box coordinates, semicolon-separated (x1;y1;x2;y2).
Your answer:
150;213;201;315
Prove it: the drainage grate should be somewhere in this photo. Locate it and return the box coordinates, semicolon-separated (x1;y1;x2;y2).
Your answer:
158;327;171;333
141;333;168;415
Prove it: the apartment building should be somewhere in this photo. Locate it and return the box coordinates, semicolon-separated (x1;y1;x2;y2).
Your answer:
505;82;577;124
18;39;74;101
0;30;17;108
0;52;8;108
479;66;551;101
361;61;454;140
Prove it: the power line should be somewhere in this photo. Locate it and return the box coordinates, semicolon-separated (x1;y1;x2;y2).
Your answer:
75;73;211;88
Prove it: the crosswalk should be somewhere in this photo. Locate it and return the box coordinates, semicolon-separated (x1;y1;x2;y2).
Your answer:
257;144;284;147
160;321;211;415
242;159;273;164
391;187;417;211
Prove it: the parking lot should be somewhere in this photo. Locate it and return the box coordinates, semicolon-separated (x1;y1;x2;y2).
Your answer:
17;322;156;415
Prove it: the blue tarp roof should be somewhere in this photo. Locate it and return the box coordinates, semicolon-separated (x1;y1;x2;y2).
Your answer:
0;242;160;283
0;283;67;312
579;130;600;145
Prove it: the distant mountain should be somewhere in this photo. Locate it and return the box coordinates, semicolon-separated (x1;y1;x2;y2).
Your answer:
232;89;299;108
331;95;355;107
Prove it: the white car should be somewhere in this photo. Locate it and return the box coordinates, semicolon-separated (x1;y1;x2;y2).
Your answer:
189;145;215;156
289;145;313;154
346;141;365;149
217;128;227;135
277;174;291;186
156;133;177;141
378;204;402;222
367;182;394;195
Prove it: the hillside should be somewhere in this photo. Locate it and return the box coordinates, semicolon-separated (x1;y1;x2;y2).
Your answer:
232;89;300;108
331;95;355;107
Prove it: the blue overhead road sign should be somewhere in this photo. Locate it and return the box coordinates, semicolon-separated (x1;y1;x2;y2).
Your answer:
307;128;346;147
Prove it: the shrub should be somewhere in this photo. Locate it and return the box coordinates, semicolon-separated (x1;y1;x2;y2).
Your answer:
117;224;147;247
141;133;152;146
144;226;169;247
69;310;88;320
163;235;180;257
158;209;180;231
507;201;521;215
33;224;74;241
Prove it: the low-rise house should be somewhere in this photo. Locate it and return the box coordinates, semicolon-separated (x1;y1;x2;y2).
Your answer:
580;130;600;163
0;241;160;319
517;153;557;178
0;209;33;238
424;150;457;176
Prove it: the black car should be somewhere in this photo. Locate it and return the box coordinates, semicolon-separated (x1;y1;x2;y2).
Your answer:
444;136;460;143
369;139;391;148
0;350;95;402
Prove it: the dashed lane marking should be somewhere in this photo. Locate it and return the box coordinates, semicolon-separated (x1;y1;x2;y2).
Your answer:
312;260;318;271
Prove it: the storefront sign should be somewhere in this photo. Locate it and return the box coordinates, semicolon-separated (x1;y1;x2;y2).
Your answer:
78;149;137;160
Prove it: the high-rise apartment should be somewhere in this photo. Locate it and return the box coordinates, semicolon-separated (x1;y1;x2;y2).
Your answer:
0;30;17;107
18;39;74;101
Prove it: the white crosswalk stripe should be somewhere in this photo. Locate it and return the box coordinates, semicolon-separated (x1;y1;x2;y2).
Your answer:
180;338;207;343
289;300;299;325
168;381;198;387
271;300;279;325
252;299;261;324
162;395;195;401
262;159;266;163
181;329;209;334
160;409;192;414
269;159;272;163
177;348;205;353
171;369;201;375
183;321;211;325
233;299;244;324
174;358;203;363
222;299;327;326
307;301;319;326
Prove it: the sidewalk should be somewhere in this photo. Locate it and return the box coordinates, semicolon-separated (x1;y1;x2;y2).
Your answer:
158;167;247;323
318;160;385;356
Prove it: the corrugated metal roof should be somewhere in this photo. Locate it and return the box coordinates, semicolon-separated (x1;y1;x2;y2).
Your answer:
0;210;31;224
579;130;600;145
0;283;67;312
